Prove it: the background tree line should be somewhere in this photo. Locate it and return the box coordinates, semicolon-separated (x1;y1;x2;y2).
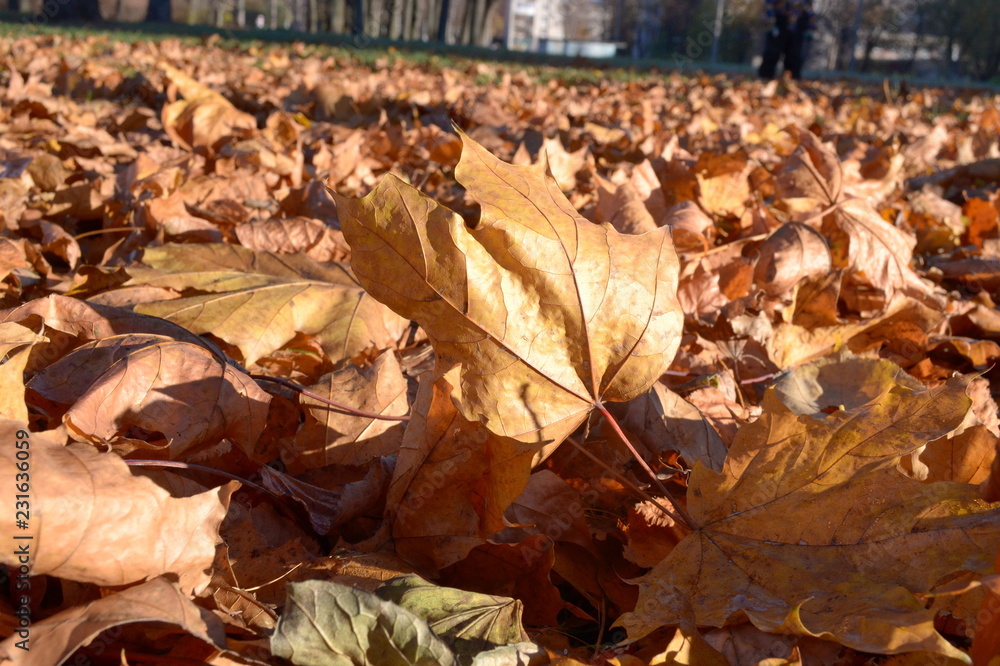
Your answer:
12;0;1000;80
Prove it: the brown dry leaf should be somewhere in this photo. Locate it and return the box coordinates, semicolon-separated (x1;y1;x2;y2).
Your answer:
539;136;592;192
767;297;943;370
828;198;943;312
142;190;223;242
0;294;228;372
753;222;832;297
284;350;408;470
440;534;565;626
771;353;923;418
617;376;1000;659
628;159;669;223
260;458;393;535
336;132;682;446
20;216;82;269
774;130;843;214
0;421;236;594
26;334;270;460
677;240;756;319
624;500;685;569
127;244;408;366
383;369;538;571
614;382;728;473
662;202;713;254
235;216;351;262
501;469;594;552
160;63;257;154
595;175;658;235
649;624;730;665
0;578;227;666
911;425;996;485
963;196;999;248
788;270;843;328
0;321;43;421
695;150;753;218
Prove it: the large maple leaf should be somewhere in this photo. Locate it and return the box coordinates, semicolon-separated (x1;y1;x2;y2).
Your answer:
617;376;1000;660
335;132;683;445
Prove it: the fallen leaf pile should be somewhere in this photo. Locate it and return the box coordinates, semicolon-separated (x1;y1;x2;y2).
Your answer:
3;31;1000;665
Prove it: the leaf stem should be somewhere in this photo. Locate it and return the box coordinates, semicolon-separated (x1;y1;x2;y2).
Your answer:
123;459;278;498
72;226;140;241
250;374;410;421
563;436;686;526
595;403;697;530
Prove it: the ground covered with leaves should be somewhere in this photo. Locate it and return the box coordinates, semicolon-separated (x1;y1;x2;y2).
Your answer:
3;29;1000;666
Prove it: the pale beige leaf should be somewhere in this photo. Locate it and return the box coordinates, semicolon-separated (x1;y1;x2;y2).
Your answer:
0;294;228;373
0;422;236;594
128;244;408;366
27;334;270;460
0;321;43;421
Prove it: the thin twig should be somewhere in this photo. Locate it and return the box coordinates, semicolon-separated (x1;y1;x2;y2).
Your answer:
243;562;304;591
123;459;278;498
740;370;784;385
562;436;683;525
212;583;279;622
73;227;140;241
250;374;410;421
595;402;697;530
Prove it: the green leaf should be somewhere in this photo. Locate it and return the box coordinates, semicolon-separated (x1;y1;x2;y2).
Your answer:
271;580;457;666
377;575;527;663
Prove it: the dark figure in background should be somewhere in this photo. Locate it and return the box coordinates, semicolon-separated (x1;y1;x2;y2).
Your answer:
759;0;815;80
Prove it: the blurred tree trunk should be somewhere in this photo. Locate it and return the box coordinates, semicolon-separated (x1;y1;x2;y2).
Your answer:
291;0;307;30
401;0;415;39
470;0;485;44
907;12;923;73
460;0;474;43
436;0;450;41
309;0;318;31
146;0;171;21
330;0;346;32
368;0;384;36
237;0;245;26
422;0;435;39
475;0;499;45
389;0;403;38
269;0;277;27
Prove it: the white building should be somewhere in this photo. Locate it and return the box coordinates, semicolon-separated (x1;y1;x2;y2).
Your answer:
505;0;617;56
